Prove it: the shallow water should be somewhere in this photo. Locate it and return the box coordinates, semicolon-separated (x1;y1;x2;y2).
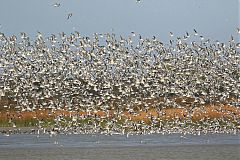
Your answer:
0;133;239;160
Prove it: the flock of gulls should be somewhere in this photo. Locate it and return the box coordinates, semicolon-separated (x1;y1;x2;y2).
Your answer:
0;28;239;136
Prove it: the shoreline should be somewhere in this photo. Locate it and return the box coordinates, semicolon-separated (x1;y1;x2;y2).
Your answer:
1;104;239;122
0;105;240;135
0;103;239;134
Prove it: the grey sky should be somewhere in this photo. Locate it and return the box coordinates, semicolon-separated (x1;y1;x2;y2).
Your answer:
0;0;239;42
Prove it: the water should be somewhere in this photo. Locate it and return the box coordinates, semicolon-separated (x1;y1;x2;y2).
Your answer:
0;133;239;160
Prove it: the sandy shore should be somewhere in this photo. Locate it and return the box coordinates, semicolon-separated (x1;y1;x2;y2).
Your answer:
0;104;239;126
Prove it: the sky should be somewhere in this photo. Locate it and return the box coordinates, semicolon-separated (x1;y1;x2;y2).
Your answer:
0;0;239;42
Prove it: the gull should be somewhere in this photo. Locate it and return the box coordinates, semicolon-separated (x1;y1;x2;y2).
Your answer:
53;3;60;7
180;135;187;139
236;43;240;48
0;90;4;99
131;31;136;37
193;29;198;36
67;13;73;19
185;31;190;38
199;35;204;40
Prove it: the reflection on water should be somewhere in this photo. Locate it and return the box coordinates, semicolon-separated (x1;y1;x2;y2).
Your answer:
0;133;240;148
0;134;239;160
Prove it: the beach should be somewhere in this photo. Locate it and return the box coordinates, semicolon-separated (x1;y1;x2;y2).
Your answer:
0;102;239;133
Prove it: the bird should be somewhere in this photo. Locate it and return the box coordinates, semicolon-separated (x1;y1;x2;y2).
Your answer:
237;27;240;34
53;3;60;7
193;29;198;36
67;13;73;19
131;31;136;37
236;43;240;48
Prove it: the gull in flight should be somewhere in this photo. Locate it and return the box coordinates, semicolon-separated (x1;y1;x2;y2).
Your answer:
53;3;60;7
193;29;198;36
67;13;73;19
